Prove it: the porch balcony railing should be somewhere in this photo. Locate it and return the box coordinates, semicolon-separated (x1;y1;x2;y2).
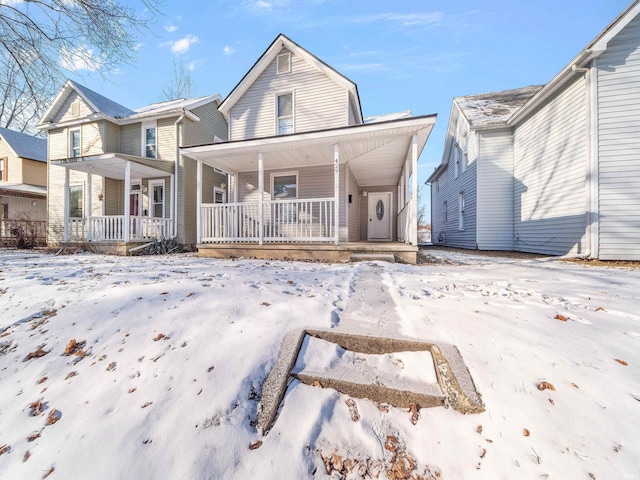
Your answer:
200;198;335;243
397;198;414;244
0;219;47;245
68;216;173;242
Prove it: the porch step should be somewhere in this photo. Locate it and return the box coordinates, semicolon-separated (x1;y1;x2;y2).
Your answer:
350;253;396;263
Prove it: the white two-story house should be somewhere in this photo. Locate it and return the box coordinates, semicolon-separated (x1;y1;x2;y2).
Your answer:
182;34;436;264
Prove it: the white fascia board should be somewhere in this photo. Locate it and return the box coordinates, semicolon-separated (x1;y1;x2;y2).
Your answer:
440;102;460;168
38;80;103;126
589;1;640;52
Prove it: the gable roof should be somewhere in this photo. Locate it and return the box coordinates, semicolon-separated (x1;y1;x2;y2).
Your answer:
509;0;640;125
456;85;543;130
38;80;221;129
218;34;363;123
364;110;412;124
0;127;47;162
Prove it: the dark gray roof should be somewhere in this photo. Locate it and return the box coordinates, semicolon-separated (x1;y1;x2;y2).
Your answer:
0;127;47;162
69;80;135;118
456;85;544;129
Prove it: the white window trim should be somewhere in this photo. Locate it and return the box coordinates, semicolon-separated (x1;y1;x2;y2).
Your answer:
148;179;165;218
275;91;295;136
270;171;298;200
141;121;157;158
69;128;81;158
277;52;291;74
458;192;465;231
213;186;227;204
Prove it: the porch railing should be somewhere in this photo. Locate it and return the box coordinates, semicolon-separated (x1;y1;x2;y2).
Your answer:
397;198;414;244
200;198;335;243
69;216;173;242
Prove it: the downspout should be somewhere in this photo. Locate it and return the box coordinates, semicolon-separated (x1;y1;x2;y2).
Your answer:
571;63;593;258
173;109;186;238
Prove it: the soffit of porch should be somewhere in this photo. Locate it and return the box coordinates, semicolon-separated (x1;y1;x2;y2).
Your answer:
51;153;174;180
183;118;434;186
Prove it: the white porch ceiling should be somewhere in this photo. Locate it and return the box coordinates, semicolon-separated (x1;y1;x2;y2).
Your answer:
52;154;174;180
182;116;435;187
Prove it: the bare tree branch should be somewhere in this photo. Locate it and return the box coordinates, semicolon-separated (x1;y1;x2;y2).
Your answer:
160;59;197;101
0;0;162;133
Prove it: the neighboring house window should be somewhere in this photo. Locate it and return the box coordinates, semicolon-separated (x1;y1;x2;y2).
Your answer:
276;93;294;135
277;53;291;74
0;158;6;181
453;144;460;179
459;192;465;230
70;129;81;157
271;172;298;222
149;180;165;218
461;133;468;172
214;186;227;204
69;185;83;218
142;122;157;158
443;201;448;223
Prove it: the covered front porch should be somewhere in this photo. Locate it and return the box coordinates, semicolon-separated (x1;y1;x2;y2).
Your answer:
182;115;435;262
53;153;175;245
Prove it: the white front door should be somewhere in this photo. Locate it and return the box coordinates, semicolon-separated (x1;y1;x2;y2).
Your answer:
368;192;392;240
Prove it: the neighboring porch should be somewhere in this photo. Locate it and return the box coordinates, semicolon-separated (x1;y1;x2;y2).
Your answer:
182;115;436;263
51;153;176;251
0;184;47;246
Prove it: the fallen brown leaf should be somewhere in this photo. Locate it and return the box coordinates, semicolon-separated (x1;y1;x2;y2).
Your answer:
480;448;487;458
27;431;42;442
43;466;55;478
64;339;86;356
409;402;421;425
207;366;215;372
615;359;628;366
596;306;607;312
46;409;61;426
24;348;48;362
261;302;270;306
345;398;360;422
64;371;78;380
29;400;45;416
106;362;116;371
0;444;9;456
249;440;263;450
476;425;483;434
23;450;31;462
37;376;47;385
384;435;398;453
523;428;530;437
141;402;153;408
554;314;567;321
128;388;136;394
153;333;167;342
391;451;414;479
537;381;556;391
571;383;579;389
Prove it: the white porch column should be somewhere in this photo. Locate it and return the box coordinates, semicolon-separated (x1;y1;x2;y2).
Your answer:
334;144;339;246
170;174;175;237
86;172;92;241
233;173;239;203
258;153;264;245
196;159;202;244
63;168;70;242
411;134;418;246
124;161;131;242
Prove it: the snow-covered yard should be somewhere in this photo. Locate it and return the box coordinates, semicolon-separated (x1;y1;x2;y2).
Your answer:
0;248;638;479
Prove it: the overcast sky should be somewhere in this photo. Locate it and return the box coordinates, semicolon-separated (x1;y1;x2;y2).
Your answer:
68;0;632;219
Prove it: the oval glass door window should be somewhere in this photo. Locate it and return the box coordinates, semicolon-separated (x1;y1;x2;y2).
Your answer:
376;199;384;220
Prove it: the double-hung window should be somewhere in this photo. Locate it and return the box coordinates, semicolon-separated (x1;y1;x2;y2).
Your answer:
272;172;297;222
142;122;157;158
459;192;465;230
0;158;6;181
69;185;83;218
70;129;81;158
276;93;294;135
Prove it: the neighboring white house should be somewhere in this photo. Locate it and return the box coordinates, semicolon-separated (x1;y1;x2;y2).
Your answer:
428;0;640;260
37;80;227;254
182;34;436;264
0;127;47;244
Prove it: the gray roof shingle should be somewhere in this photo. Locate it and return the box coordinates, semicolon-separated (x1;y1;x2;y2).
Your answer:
0;127;47;162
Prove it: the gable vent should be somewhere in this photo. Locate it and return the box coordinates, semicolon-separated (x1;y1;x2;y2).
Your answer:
277;53;291;74
71;101;79;116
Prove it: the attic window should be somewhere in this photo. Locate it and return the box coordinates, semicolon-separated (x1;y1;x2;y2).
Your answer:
277;53;291;74
71;100;79;116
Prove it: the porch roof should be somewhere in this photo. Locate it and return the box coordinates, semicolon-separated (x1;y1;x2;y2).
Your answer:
181;115;436;187
51;153;175;180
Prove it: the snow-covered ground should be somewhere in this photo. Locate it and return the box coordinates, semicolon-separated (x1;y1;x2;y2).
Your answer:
0;248;638;479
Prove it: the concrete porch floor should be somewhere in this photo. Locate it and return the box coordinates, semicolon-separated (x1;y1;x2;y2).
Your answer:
196;241;418;264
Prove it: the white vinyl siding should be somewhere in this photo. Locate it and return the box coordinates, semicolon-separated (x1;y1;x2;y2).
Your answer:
476;130;514;250
51;91;93;123
120;124;141;156
596;14;640;260
229;47;348;141
513;75;587;256
431;115;477;248
183;103;228;147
